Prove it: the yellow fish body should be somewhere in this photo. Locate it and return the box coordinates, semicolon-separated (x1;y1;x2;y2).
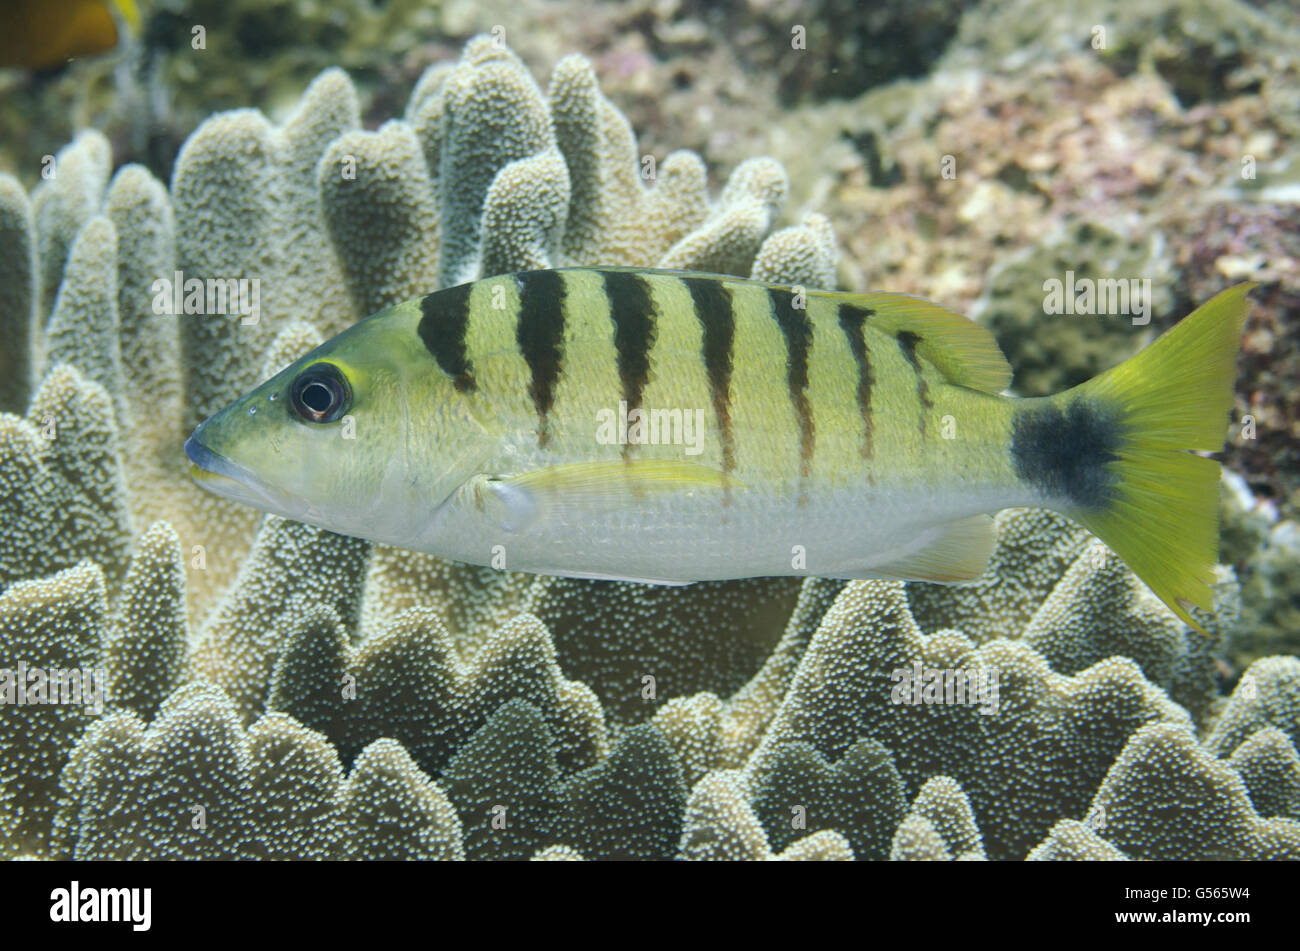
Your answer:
185;268;1253;631
0;0;138;70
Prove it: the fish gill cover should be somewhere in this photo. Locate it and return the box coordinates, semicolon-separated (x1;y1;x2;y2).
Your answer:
0;0;1298;865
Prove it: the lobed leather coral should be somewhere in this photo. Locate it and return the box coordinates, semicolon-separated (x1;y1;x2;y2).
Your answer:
1;35;1297;862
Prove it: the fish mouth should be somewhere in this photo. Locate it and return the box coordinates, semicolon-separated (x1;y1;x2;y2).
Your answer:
184;432;235;484
184;431;310;520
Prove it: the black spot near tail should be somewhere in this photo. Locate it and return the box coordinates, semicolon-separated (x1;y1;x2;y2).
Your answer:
418;282;476;392
1011;398;1124;510
516;270;568;448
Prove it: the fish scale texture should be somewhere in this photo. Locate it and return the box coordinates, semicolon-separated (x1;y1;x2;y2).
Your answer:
1;36;1297;861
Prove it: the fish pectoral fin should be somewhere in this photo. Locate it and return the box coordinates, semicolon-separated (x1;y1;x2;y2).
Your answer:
465;473;541;532
858;515;997;583
467;460;736;533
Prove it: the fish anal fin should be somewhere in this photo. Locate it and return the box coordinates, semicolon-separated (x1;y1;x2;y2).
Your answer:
854;515;997;583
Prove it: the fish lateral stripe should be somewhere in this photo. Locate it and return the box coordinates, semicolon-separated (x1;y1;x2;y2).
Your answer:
515;269;568;448
1011;397;1123;510
418;282;477;392
602;269;658;457
684;275;737;473
768;286;815;485
837;302;876;460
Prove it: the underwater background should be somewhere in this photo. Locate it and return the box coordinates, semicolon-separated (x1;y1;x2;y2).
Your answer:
0;0;1298;861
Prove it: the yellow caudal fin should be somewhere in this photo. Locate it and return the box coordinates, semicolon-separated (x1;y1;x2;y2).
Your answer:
1060;283;1254;632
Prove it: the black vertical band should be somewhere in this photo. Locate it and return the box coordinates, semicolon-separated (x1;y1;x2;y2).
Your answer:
685;276;736;473
603;270;658;452
418;282;476;393
838;303;876;460
769;287;815;483
516;270;568;448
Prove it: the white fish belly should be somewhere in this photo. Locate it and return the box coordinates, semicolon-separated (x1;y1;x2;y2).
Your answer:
423;482;1032;583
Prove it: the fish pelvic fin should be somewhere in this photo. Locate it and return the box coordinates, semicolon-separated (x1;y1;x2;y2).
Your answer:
1044;282;1255;633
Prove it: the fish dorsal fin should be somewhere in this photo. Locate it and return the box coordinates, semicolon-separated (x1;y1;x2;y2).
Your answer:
854;514;997;583
831;292;1012;394
575;269;1011;393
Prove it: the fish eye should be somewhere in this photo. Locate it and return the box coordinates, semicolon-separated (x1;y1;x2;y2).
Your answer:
289;363;351;423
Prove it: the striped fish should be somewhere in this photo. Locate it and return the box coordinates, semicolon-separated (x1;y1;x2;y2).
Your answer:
185;268;1254;631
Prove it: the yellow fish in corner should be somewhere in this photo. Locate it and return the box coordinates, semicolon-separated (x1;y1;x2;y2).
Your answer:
185;269;1254;633
0;0;139;70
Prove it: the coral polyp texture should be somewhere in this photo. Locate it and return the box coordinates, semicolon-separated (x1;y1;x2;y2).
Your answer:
2;34;1297;862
